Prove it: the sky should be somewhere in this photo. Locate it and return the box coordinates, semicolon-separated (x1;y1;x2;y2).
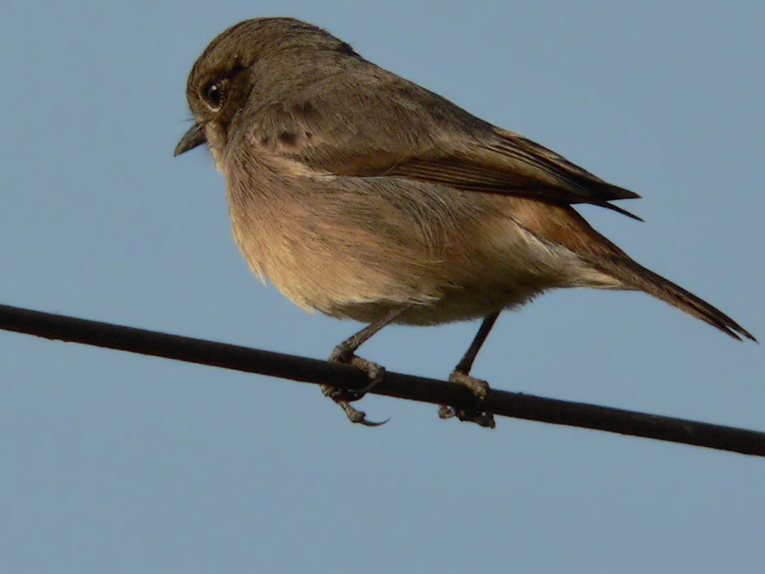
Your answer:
1;0;764;572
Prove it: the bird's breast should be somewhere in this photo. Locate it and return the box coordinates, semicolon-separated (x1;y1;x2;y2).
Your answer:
223;169;619;325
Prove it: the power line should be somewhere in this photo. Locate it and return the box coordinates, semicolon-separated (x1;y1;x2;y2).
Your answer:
0;302;762;456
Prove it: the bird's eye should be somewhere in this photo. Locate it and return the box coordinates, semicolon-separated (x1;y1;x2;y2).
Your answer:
201;80;225;110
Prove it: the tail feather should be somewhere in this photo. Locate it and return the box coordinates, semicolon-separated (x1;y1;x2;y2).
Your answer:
511;200;756;342
597;258;757;342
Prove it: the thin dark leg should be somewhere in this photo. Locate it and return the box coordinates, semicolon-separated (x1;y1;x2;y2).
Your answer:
439;311;500;428
328;306;410;363
454;311;500;376
323;305;411;426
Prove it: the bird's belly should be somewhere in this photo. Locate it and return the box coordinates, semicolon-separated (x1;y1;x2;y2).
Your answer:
227;177;622;326
326;282;543;326
234;213;617;326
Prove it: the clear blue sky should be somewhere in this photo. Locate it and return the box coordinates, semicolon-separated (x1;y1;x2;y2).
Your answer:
1;1;763;572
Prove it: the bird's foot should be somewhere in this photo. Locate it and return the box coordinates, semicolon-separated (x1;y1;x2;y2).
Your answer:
322;348;389;427
437;370;496;429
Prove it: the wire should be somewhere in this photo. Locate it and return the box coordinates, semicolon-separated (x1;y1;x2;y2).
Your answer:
0;302;762;456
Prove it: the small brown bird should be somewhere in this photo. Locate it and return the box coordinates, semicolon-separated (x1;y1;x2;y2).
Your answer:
175;17;755;428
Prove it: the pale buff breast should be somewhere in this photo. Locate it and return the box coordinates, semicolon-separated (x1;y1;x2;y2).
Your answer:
225;165;623;325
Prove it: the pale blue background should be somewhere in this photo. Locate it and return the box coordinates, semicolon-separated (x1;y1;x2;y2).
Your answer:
1;1;763;572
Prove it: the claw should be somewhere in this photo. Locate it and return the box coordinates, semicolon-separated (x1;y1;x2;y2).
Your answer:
324;353;390;426
448;370;489;400
322;384;363;403
439;405;495;428
458;410;496;429
360;416;391;427
438;405;495;428
438;370;496;429
337;398;390;427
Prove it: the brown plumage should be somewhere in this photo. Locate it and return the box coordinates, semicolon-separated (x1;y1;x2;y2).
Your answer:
175;18;755;426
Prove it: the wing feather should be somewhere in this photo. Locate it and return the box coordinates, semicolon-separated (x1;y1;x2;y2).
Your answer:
251;72;641;219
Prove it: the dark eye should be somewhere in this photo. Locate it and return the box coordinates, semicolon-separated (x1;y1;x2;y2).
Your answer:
201;80;224;110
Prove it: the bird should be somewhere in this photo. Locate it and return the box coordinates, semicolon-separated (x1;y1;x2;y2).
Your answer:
174;17;755;428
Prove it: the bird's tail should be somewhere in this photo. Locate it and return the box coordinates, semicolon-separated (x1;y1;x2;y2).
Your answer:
592;255;756;342
520;201;757;342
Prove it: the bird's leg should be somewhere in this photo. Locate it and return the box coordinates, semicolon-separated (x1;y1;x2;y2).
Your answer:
438;311;500;428
323;305;410;426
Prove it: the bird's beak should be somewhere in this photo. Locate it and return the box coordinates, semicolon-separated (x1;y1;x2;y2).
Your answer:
174;122;207;156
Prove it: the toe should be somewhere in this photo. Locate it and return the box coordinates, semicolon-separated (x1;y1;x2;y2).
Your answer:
449;371;490;400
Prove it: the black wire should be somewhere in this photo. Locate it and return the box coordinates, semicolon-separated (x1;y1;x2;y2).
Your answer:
1;303;763;456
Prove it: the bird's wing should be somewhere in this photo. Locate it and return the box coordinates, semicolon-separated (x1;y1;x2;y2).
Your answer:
251;79;642;220
383;131;642;220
